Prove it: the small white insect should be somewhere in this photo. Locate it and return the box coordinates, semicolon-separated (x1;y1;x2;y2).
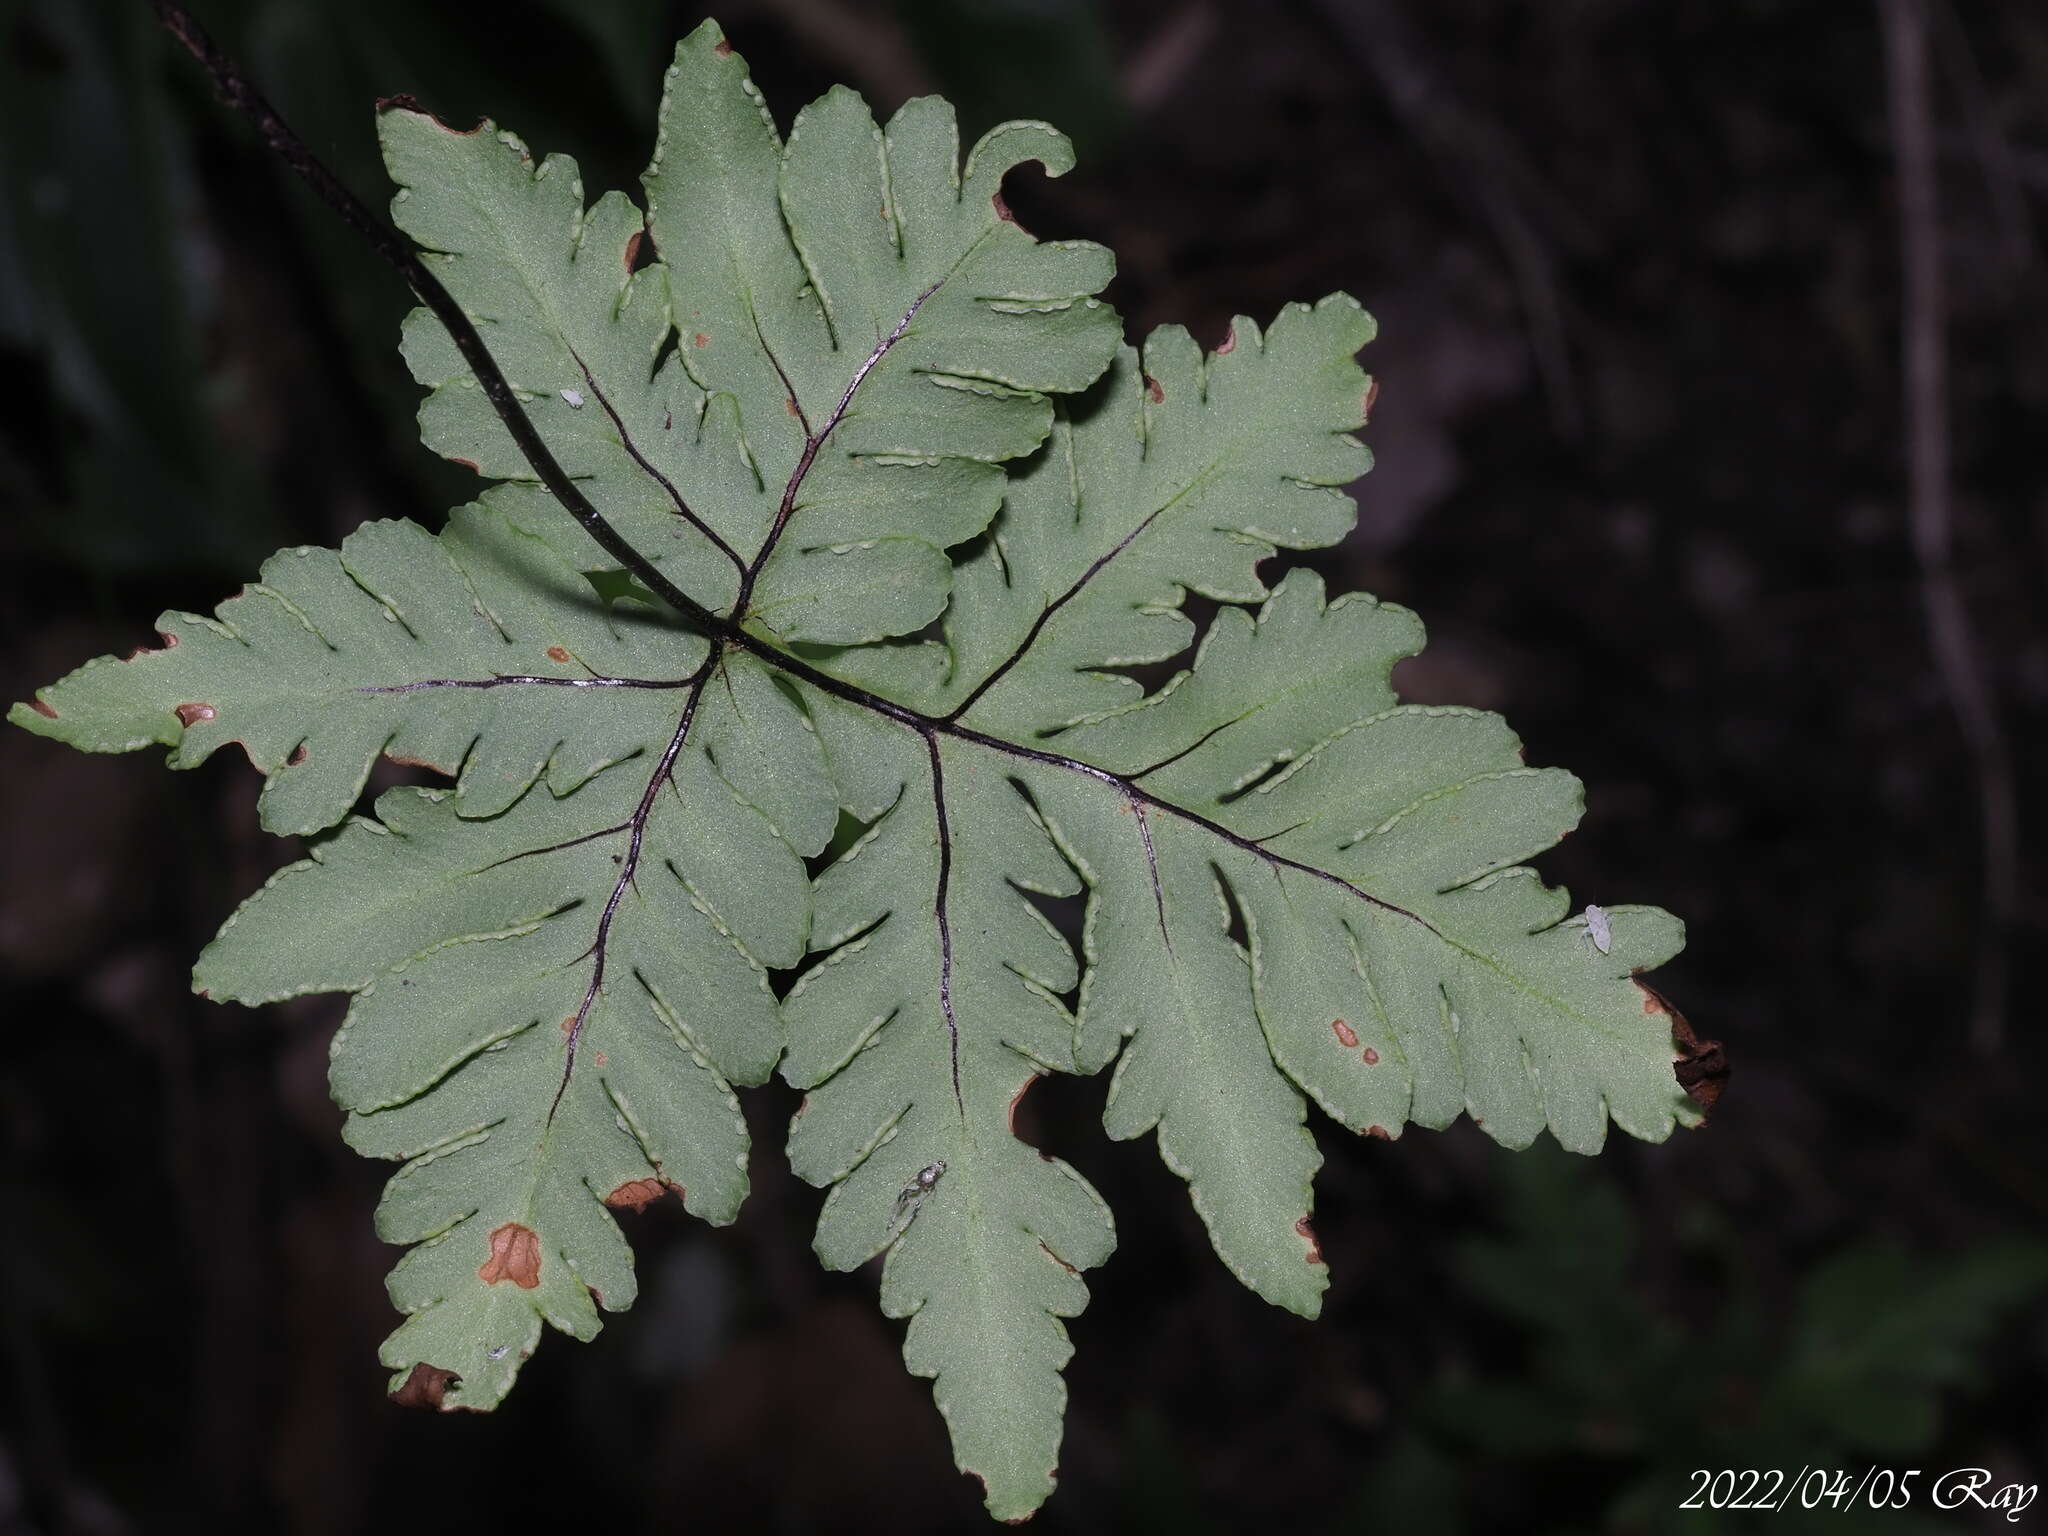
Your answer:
560;387;585;408
894;1161;947;1229
486;1344;512;1361
1582;904;1613;955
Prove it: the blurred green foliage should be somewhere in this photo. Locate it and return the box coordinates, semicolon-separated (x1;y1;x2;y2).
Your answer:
1380;1147;2047;1533
1;1;263;572
1108;1143;2045;1534
897;0;1124;158
0;0;671;579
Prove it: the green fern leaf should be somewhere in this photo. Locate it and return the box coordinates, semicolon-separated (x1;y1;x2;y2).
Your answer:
11;508;713;835
8;19;1701;1523
391;18;1116;648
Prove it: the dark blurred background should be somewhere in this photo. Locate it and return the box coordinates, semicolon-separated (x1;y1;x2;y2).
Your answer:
2;0;2044;1531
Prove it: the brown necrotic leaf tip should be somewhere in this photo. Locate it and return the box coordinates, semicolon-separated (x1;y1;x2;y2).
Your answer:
1641;982;1728;1117
1295;1216;1325;1264
391;1362;459;1410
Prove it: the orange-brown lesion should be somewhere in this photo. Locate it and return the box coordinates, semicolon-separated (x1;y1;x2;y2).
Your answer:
477;1222;543;1288
604;1178;678;1213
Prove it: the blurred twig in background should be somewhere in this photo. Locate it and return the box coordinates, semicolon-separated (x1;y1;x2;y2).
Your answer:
1122;2;1215;115
750;0;931;104
1308;0;1586;439
1879;0;2017;1053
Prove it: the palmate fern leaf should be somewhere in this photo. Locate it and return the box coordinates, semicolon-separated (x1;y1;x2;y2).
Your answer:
9;19;1702;1523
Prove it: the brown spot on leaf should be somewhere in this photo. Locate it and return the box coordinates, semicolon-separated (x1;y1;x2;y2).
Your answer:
1295;1216;1325;1264
785;396;801;417
28;698;56;719
692;332;709;349
713;37;733;57
624;228;653;274
1145;374;1165;404
1361;1046;1379;1065
545;645;572;664
1008;1074;1040;1134
377;95;484;135
174;703;216;727
604;1177;679;1213
991;189;1013;223
560;1015;577;1036
1215;326;1236;355
390;1361;459;1409
287;744;308;767
1331;1019;1358;1048
449;456;481;473
593;1051;607;1068
124;630;179;661
477;1223;542;1288
384;751;439;771
1038;1239;1078;1276
1364;1125;1391;1140
1362;378;1379;423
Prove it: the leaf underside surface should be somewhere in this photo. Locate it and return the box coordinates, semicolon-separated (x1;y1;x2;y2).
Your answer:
11;20;1699;1523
